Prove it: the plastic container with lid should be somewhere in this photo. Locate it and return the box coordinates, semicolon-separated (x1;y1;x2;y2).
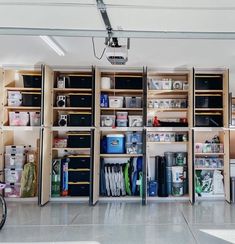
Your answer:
5;154;26;169
116;111;128;120
128;116;143;127
106;134;125;154
126;143;142;154
101;115;116;127
109;96;123;108
5;169;23;184
116;119;128;127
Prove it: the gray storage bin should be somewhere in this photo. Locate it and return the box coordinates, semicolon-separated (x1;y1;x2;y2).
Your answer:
125;97;142;108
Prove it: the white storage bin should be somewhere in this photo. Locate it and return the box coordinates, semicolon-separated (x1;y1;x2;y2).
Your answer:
128;116;143;127
101;115;116;127
162;79;172;90
109;96;123;108
4;184;21;198
5;154;26;169
9;111;30;126
5;145;27;154
116;119;128;127
116;111;128;120
5;169;23;184
126;143;143;154
29;112;41;126
8;98;22;107
8;91;22;99
148;79;162;90
125;97;142;108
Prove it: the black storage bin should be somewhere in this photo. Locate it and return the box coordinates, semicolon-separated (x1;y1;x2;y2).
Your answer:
66;75;92;89
195;95;223;108
69;93;92;107
195;114;223;127
21;92;41;107
22;75;42;88
67;133;91;148
195;76;223;90
159;121;188;127
68;156;90;169
68;183;89;196
68;170;90;182
68;112;92;126
115;77;143;90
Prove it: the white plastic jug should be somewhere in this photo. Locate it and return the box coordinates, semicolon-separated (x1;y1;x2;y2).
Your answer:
101;77;111;89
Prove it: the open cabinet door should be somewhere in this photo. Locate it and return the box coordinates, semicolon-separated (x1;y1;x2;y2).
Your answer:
39;65;53;206
90;67;101;205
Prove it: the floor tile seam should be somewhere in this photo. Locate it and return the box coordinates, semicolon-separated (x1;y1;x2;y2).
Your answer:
180;208;199;244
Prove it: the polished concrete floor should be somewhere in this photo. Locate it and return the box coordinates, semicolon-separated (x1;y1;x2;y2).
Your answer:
1;201;235;243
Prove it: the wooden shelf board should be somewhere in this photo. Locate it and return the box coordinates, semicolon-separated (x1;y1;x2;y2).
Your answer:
2;126;41;131
100;127;143;131
52;148;90;151
194;153;224;156
195;168;224;170
193;127;225;132
195;108;223;111
146;127;189;132
52;126;94;131
53;107;92;110
148;90;188;95
148;108;188;112
5;106;41;110
101;108;143;111
100;89;143;93
54;88;92;92
147;141;188;144
100;154;143;158
195;90;223;93
5;87;41;91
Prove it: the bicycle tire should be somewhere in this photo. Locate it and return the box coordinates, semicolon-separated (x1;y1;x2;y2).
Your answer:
0;195;7;230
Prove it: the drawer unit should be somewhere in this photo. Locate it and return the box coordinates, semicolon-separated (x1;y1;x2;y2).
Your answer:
5;154;26;169
115;77;143;89
68;170;90;182
5;169;22;184
5;145;27;154
21;92;41;107
195;95;223;108
68;183;90;196
68;156;90;169
195;114;223;127
67;112;92;126
67;133;91;148
23;75;42;88
8;98;22;107
69;93;92;107
195;76;223;90
65;75;92;89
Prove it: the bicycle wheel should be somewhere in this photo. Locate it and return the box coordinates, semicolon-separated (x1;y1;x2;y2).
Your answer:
0;195;7;230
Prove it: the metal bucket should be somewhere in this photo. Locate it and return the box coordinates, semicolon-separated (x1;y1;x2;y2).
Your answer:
172;182;184;197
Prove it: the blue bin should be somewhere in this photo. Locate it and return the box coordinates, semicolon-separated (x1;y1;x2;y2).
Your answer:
106;134;125;154
149;181;158;196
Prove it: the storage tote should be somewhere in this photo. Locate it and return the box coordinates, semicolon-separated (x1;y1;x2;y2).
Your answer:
67;133;91;148
22;75;42;88
68;170;90;182
101;115;116;127
128;116;143;127
68;112;92;126
5;154;26;169
68;183;89;196
106;134;125;154
125;97;142;108
9;112;30;126
69;93;92;107
21;92;41;107
29;112;41;126
68;156;90;169
5;169;23;184
109;96;123;108
4;184;21;198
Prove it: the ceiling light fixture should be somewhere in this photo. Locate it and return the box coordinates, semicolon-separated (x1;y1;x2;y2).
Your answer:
40;36;65;56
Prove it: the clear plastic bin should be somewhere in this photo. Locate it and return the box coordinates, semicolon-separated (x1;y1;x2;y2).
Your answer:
5;145;27;154
5;169;23;184
128;116;143;127
148;79;162;90
116;111;128;120
126;143;143;154
8;98;22;107
109;96;123;108
116;119;128;127
125;97;142;108
126;132;142;143
101;115;116;127
7;91;22;99
9;112;30;126
29;112;41;126
4;184;21;198
5;154;26;169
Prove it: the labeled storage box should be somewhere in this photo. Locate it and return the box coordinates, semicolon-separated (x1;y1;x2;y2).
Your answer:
128;116;143;127
65;75;92;89
21;92;41;107
23;75;42;88
109;96;123;108
101;115;116;127
69;93;92;107
68;156;90;169
106;134;125;154
195;76;223;90
115;77;143;90
68;170;90;182
125;97;142;108
67;133;91;148
67;112;92;126
8;98;22;107
5;145;27;154
4;184;21;198
5;169;22;184
126;143;143;154
29;112;41;126
5;154;26;169
68;183;89;196
9;112;30;126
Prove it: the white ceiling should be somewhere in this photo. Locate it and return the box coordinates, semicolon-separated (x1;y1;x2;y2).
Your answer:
1;0;235;72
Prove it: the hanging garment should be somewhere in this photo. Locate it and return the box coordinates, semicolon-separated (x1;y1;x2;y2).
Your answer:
100;159;106;196
20;162;37;197
105;165;110;196
124;161;131;195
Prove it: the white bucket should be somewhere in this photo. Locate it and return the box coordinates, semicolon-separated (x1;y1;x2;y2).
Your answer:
101;77;111;89
172;166;184;183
